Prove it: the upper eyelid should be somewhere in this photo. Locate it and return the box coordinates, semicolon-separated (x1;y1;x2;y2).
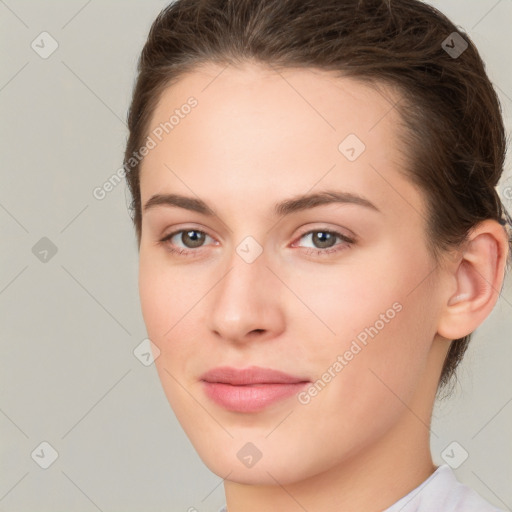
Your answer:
295;225;354;238
163;224;216;239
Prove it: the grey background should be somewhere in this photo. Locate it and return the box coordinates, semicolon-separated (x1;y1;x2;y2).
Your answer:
1;1;511;511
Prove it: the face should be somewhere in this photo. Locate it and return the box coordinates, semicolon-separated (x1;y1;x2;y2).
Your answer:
138;62;447;485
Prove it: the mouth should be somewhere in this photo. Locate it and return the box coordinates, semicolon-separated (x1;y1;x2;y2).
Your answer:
199;366;311;413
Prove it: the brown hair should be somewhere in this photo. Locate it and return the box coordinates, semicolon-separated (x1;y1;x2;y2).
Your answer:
124;0;512;395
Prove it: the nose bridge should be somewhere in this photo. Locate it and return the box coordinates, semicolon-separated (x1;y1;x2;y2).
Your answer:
216;247;269;314
221;257;262;303
207;242;282;341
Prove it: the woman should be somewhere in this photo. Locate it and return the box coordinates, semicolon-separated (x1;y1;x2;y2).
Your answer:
123;0;511;510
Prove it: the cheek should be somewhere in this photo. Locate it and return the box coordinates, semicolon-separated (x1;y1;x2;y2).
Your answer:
138;257;170;342
280;251;407;354
138;250;217;401
288;283;435;472
138;249;205;343
138;253;203;412
287;245;436;399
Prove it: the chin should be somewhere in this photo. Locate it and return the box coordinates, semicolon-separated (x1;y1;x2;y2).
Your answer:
203;457;298;486
189;435;317;486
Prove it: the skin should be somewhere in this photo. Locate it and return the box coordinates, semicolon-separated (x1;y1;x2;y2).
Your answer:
137;62;509;512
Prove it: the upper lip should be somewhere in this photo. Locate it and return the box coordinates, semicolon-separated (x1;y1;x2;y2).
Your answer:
200;366;310;385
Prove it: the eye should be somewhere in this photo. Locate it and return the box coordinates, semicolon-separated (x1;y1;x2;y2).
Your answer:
160;228;215;255
159;227;355;258
293;229;355;256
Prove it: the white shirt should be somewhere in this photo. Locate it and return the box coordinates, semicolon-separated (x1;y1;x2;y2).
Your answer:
218;464;506;512
383;464;506;512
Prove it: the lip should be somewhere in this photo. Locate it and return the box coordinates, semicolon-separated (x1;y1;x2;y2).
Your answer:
200;366;310;413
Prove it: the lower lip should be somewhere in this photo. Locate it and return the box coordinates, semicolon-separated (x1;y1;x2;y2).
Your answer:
201;381;310;413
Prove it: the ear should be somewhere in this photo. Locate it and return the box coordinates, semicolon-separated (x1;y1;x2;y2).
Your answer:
437;219;509;340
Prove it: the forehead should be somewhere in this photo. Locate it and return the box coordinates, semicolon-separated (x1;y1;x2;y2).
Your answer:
139;62;424;222
147;62;403;140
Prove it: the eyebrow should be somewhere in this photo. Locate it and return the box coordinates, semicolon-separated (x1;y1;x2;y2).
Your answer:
143;190;381;217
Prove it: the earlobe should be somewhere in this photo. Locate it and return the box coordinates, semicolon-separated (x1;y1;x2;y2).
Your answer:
437;220;508;340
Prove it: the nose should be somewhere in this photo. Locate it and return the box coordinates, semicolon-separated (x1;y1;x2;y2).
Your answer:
206;248;286;344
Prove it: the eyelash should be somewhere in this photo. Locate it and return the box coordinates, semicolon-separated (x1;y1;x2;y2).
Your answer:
159;228;355;258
